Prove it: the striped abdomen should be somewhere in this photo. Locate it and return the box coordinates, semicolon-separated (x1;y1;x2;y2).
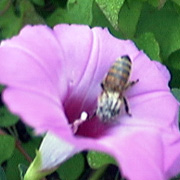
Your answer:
103;56;131;93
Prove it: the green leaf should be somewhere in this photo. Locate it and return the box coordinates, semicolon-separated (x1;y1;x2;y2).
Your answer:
30;0;45;6
0;106;19;127
6;137;41;180
157;0;167;8
0;166;7;180
87;151;116;169
0;0;45;39
136;1;180;60
91;1;124;39
0;85;4;92
172;0;180;7
134;32;161;62
46;0;93;27
18;164;28;180
171;88;180;123
147;0;160;7
172;88;180;101
166;50;180;70
165;50;180;88
0;2;21;39
19;0;45;25
92;0;113;27
173;2;180;14
58;153;85;180
0;0;8;10
118;0;143;38
6;148;26;180
138;0;166;8
0;135;15;164
95;0;125;30
169;68;180;89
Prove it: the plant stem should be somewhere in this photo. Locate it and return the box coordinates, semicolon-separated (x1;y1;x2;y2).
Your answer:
15;140;32;162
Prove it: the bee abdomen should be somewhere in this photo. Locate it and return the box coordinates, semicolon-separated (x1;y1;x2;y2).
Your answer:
104;56;132;91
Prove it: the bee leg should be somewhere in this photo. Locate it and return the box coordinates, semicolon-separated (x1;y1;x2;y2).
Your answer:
125;79;139;90
101;82;105;90
101;82;108;95
89;111;96;120
123;97;132;116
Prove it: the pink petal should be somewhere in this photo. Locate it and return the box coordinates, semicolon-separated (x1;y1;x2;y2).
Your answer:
2;88;70;131
153;61;170;82
109;128;165;180
0;26;69;101
52;126;165;179
163;132;180;178
0;47;63;101
127;51;170;98
124;91;179;128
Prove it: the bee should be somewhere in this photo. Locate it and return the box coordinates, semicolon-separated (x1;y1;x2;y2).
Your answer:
96;55;138;123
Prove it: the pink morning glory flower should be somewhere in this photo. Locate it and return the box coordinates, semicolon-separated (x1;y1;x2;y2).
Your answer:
0;24;180;180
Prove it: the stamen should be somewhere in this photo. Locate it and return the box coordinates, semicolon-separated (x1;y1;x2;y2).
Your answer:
71;111;88;134
80;111;88;120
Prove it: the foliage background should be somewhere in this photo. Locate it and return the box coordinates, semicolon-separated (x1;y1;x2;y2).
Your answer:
0;0;180;179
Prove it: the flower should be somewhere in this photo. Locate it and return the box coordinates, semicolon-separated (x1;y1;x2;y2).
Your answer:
0;24;180;180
